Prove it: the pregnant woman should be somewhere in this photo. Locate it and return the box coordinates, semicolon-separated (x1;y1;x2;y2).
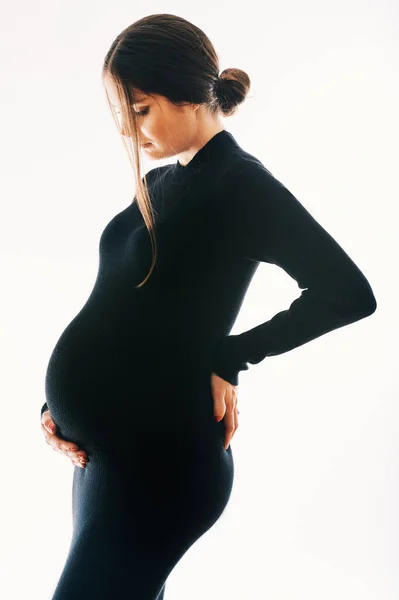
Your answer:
40;13;377;600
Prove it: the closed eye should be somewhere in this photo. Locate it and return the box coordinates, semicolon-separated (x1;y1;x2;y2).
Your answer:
114;107;149;117
135;107;149;117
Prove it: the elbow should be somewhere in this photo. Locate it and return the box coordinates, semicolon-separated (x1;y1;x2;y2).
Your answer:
344;282;377;319
365;290;377;316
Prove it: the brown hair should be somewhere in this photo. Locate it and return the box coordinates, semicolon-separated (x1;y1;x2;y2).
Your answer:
102;13;251;287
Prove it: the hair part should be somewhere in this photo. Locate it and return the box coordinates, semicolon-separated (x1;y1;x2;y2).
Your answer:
101;13;251;287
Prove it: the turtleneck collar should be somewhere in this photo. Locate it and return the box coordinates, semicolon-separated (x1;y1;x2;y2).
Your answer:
174;129;239;175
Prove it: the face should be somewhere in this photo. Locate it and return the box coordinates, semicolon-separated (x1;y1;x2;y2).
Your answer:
103;73;224;166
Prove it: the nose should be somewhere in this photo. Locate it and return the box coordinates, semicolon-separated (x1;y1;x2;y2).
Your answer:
120;126;145;143
118;118;146;143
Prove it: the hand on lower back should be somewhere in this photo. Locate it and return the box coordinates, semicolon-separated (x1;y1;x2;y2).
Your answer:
211;372;239;450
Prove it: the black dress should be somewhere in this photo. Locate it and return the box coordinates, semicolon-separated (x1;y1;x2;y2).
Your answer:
41;129;376;599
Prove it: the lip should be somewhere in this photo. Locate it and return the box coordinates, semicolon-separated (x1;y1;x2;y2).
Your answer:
141;142;153;148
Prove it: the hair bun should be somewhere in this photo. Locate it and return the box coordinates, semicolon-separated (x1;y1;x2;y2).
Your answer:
214;68;251;116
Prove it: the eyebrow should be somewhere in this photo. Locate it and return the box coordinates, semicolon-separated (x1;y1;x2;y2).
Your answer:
111;96;146;107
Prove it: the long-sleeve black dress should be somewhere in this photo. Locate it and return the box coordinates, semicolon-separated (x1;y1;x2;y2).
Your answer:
41;129;376;599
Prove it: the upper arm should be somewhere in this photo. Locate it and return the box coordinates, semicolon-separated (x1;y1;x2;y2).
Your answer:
222;161;376;308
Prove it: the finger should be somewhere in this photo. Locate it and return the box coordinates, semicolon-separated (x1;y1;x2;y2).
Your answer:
42;413;56;435
223;388;236;449
71;456;87;468
66;449;86;462
41;422;56;445
61;443;87;460
224;404;236;450
213;387;227;422
225;388;239;449
41;422;82;455
233;403;239;430
55;442;88;464
70;449;88;465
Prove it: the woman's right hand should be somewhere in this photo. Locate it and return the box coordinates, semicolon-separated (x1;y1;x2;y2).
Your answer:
41;409;88;468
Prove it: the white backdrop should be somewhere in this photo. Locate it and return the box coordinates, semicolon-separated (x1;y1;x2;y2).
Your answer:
1;1;397;598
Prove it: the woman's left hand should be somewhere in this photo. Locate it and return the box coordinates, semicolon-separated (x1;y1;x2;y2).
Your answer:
211;372;240;450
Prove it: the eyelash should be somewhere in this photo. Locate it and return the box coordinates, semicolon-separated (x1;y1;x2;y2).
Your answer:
115;107;149;117
135;107;149;117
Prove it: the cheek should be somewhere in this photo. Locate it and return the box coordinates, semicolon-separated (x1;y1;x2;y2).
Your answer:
142;118;159;136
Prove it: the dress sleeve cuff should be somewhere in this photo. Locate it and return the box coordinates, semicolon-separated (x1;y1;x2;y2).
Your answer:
210;335;250;386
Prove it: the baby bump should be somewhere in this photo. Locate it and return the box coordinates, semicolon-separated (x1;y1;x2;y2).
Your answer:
45;338;216;448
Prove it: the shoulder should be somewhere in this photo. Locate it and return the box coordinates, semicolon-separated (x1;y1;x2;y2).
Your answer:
142;165;169;185
218;150;289;199
141;164;177;188
216;154;288;213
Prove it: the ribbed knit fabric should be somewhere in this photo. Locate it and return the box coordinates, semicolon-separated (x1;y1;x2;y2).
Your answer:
41;128;376;422
40;129;376;599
